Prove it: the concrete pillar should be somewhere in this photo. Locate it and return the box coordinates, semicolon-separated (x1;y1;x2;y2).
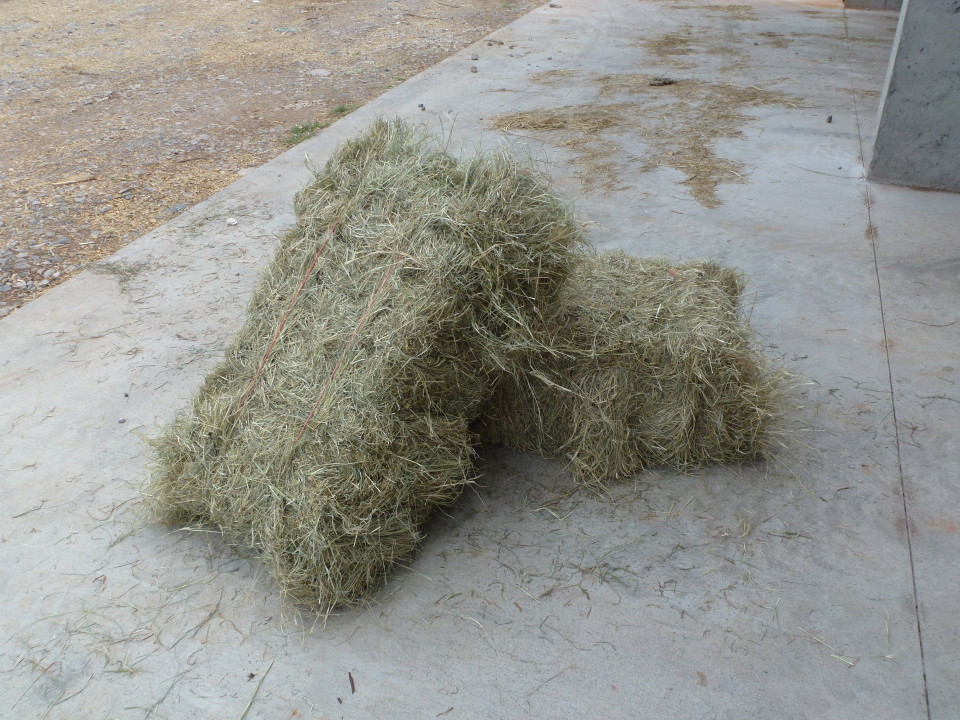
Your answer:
868;0;960;192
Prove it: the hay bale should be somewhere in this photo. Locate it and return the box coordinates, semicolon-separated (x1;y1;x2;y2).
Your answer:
477;252;782;488
149;119;582;612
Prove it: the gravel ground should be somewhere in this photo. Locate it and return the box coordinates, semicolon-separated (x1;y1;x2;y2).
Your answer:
0;0;540;318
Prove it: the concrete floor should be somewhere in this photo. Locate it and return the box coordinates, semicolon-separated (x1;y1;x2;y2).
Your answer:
2;1;957;718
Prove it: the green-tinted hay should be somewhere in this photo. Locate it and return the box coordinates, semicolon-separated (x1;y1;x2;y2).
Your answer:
148;119;583;613
149;119;784;613
477;252;783;489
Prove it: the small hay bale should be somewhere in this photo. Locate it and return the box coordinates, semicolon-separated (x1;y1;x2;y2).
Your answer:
477;252;782;489
148;119;582;612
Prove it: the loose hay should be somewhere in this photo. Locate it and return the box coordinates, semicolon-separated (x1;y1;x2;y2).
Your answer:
477;252;783;489
489;78;798;204
148;119;583;612
491;104;629;134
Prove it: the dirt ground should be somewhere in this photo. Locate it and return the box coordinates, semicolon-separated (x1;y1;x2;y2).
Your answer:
0;0;540;318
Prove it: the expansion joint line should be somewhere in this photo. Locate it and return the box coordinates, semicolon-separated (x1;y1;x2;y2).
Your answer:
842;9;931;720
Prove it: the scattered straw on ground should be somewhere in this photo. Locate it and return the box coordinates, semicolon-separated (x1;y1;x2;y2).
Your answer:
491;104;626;134
491;104;639;193
495;77;798;205
644;31;697;57
529;69;583;84
700;4;759;21
642;0;758;18
756;31;790;49
598;76;798;206
639;27;746;65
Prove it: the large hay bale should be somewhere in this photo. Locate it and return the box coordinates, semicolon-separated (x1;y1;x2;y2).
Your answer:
477;252;782;489
149;120;582;612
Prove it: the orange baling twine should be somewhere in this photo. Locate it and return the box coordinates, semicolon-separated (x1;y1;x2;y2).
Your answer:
234;220;340;416
289;241;412;449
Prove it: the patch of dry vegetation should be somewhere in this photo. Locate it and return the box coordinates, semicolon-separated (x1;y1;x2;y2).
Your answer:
494;76;798;206
149;120;583;613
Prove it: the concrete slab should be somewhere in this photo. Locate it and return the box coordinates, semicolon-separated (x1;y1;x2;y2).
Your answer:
1;1;956;719
868;183;960;718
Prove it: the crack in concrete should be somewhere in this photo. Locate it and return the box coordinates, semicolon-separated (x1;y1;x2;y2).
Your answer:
843;9;932;720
